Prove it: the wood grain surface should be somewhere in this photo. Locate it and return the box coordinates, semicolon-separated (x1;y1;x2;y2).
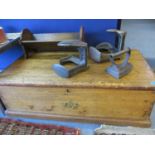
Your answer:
0;50;154;90
0;50;155;127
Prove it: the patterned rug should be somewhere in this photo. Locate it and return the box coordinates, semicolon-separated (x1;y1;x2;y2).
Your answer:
0;118;80;135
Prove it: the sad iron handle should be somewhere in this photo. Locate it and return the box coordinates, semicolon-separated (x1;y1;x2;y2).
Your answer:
106;29;127;35
109;48;130;58
109;48;131;67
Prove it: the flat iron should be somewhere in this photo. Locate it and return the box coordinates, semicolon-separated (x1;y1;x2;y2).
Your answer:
106;48;132;79
52;40;88;78
89;29;127;63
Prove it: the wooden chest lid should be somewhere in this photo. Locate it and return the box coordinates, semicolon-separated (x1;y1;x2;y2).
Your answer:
0;50;155;90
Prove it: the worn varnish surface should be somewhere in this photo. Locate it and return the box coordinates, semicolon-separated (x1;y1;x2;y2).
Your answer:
0;50;155;127
0;50;154;90
1;86;154;118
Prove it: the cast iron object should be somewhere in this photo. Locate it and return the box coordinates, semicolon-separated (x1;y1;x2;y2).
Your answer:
96;29;127;52
89;46;110;63
89;46;121;63
52;40;88;78
89;29;127;63
106;48;132;79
